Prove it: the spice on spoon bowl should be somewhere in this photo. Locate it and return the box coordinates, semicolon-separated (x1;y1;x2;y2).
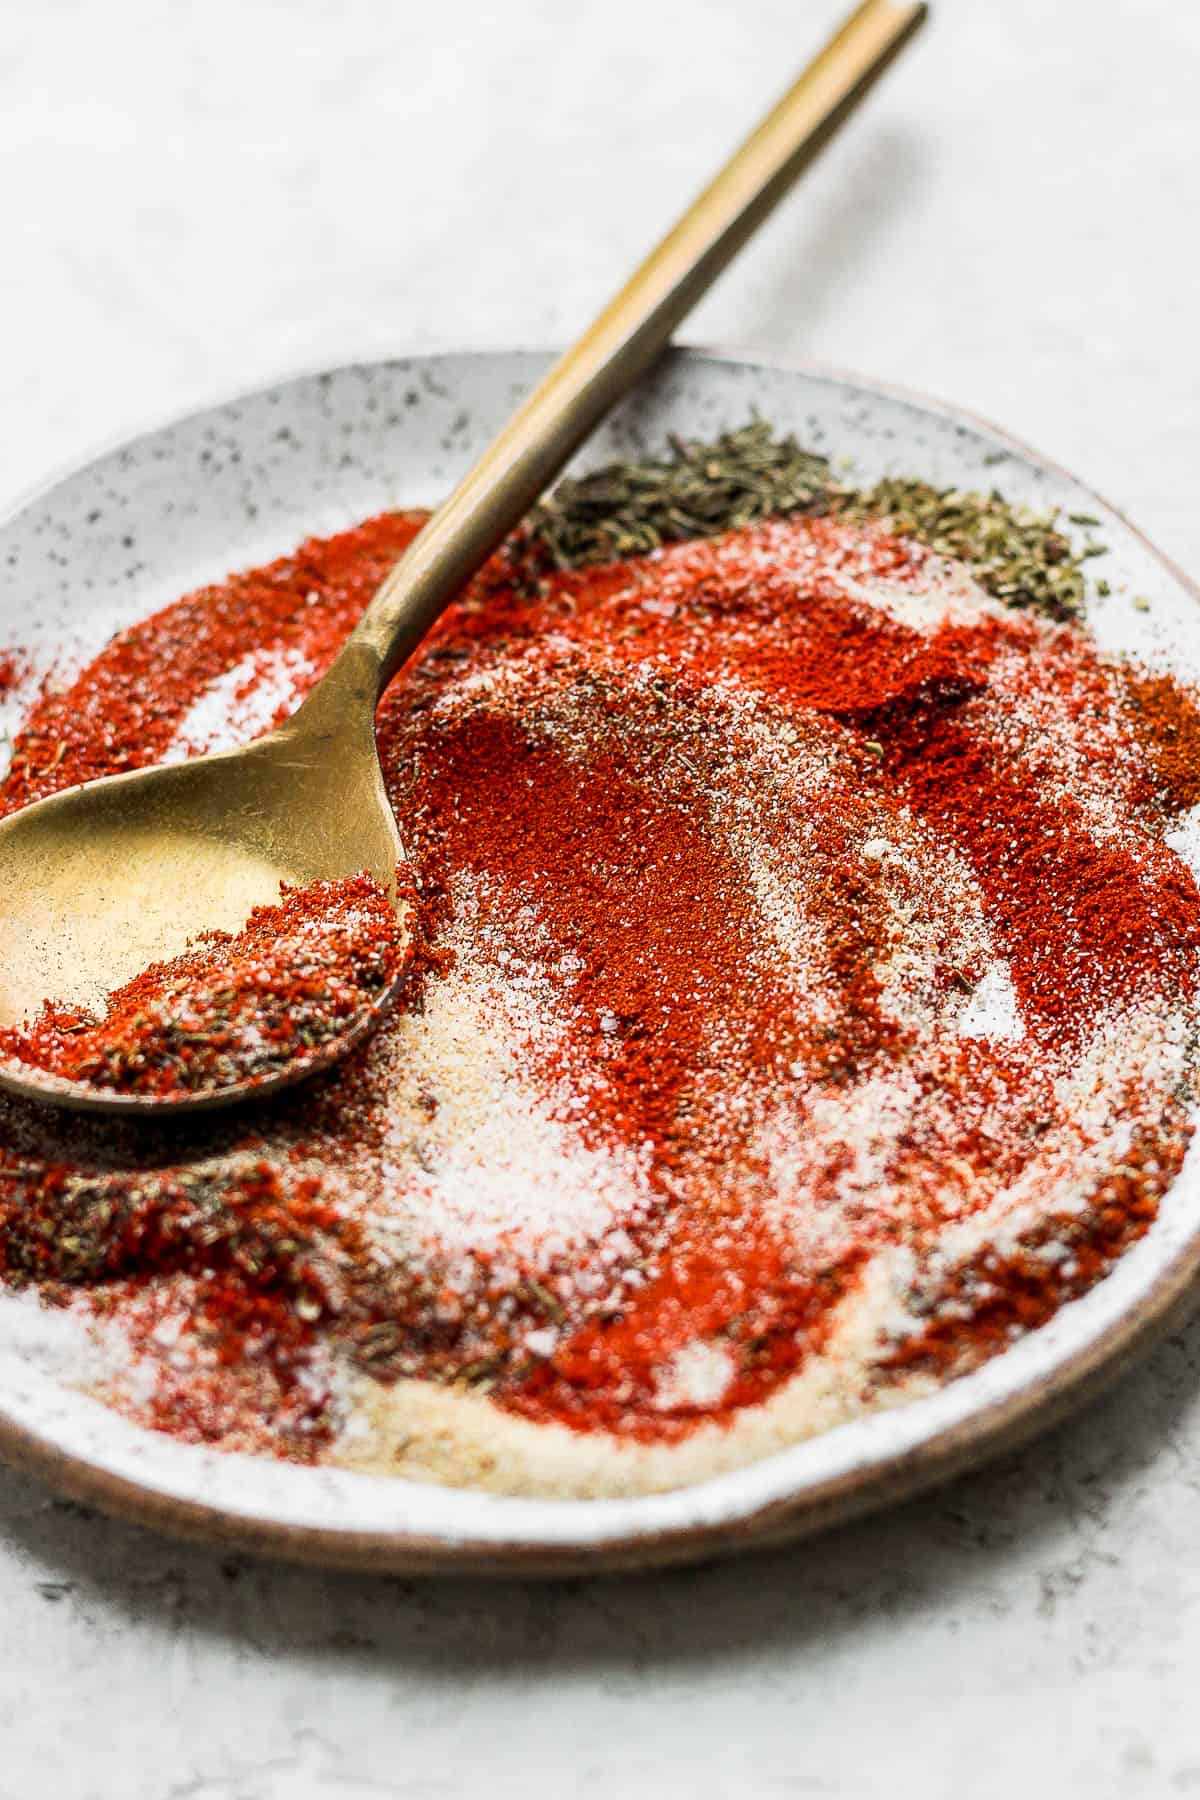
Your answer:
0;872;408;1105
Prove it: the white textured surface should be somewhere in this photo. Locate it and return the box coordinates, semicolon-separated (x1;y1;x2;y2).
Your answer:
1;1;1199;1795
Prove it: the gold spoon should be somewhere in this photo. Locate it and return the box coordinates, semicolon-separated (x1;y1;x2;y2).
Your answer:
0;0;925;1116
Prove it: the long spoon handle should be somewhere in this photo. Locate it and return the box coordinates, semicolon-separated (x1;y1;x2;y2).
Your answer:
342;0;927;692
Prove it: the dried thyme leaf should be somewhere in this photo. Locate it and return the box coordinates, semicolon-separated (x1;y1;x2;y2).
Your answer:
515;421;1097;623
519;421;835;572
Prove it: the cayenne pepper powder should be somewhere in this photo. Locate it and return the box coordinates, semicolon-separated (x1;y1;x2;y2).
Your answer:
1119;667;1200;815
0;445;1198;1477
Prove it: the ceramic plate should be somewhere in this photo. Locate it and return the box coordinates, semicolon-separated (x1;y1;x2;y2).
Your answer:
1;348;1197;1575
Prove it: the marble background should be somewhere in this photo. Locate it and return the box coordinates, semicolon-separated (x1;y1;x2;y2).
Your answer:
1;0;1198;1793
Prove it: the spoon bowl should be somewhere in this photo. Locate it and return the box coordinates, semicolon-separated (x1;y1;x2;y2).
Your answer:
0;645;410;1114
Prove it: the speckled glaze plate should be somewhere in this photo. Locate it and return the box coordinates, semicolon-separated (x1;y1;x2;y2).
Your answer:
1;348;1198;1576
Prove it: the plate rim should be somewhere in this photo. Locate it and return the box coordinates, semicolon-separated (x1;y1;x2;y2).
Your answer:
1;342;1197;1576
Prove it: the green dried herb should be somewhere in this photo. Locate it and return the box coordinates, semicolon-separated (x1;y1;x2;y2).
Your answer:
516;421;1097;623
520;422;832;571
830;477;1087;620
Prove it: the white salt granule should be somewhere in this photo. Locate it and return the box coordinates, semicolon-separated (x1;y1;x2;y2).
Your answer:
958;959;1023;1042
653;1341;736;1411
166;646;314;760
1166;805;1200;881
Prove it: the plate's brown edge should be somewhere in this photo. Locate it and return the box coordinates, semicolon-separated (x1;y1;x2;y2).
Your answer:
2;1240;1199;1577
0;345;1198;1578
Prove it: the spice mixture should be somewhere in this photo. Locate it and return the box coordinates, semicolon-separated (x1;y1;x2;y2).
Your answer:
1;427;1198;1497
0;872;407;1101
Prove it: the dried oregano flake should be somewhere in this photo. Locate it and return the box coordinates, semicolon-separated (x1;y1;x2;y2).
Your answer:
516;420;1092;621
